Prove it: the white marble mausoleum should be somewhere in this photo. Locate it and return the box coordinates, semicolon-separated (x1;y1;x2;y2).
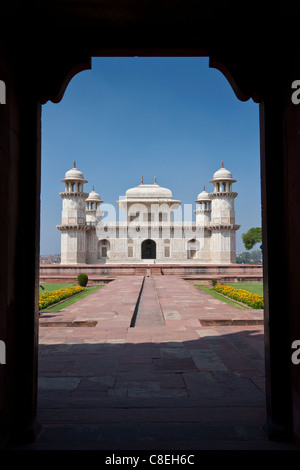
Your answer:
57;162;240;264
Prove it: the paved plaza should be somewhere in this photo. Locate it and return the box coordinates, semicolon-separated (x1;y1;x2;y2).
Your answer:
15;276;298;449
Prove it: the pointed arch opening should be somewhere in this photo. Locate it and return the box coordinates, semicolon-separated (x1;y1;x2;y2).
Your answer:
141;239;156;259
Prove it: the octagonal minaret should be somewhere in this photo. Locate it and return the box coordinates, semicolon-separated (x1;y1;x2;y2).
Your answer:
208;161;240;263
57;162;89;264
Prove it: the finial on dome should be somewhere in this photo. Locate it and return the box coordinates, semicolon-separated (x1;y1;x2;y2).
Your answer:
222;160;224;168
74;161;76;168
154;176;157;184
141;176;144;184
93;185;94;191
203;185;205;191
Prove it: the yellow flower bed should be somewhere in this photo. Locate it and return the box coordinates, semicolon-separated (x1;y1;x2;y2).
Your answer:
39;286;85;310
212;285;264;309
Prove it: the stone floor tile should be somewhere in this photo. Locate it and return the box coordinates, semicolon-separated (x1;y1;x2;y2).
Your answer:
12;275;296;450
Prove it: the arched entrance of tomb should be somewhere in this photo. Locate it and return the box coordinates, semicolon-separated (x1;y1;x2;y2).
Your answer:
141;239;156;259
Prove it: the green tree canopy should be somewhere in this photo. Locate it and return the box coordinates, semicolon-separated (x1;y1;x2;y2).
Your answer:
242;227;262;250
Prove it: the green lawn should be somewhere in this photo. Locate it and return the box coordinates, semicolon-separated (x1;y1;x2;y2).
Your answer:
39;282;103;312
39;282;76;295
221;282;263;297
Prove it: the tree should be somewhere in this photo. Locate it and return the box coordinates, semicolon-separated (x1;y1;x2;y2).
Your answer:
242;227;262;250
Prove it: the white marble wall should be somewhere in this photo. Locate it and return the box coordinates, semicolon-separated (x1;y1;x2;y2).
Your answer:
61;230;87;264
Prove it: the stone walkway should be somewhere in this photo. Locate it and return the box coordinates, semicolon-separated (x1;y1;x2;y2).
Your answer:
13;276;299;450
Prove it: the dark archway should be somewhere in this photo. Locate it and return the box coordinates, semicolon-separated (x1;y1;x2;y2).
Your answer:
141;239;156;259
1;0;300;448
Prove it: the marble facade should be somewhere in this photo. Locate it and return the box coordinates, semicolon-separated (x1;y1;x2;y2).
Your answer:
57;162;240;264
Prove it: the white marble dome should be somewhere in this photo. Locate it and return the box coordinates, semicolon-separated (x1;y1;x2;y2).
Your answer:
86;189;102;201
64;163;86;181
125;182;173;200
212;163;233;180
210;162;237;184
197;188;210;200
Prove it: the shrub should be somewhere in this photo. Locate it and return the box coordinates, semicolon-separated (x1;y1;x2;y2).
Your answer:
77;273;88;287
211;279;217;286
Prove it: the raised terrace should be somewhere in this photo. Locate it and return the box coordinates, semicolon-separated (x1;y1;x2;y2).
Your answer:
39;263;263;284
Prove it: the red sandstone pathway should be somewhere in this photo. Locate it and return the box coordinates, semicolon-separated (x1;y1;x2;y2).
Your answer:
18;276;297;450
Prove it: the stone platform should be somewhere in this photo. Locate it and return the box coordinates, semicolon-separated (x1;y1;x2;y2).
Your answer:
39;262;263;284
11;275;298;450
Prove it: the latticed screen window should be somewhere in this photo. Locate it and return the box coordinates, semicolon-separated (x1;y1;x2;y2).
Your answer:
128;246;133;257
164;246;170;257
102;247;107;257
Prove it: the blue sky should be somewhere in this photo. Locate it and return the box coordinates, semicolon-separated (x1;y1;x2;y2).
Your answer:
41;56;261;255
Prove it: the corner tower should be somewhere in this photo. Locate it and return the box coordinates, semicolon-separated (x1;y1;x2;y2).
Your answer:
85;187;103;263
209;162;240;263
57;162;89;264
